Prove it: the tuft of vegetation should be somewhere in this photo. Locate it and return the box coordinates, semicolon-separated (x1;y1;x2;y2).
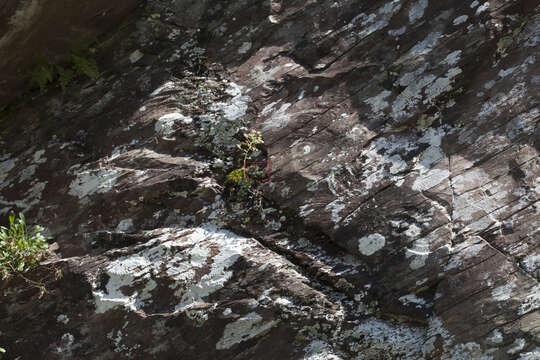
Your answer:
224;129;266;201
56;66;75;92
0;212;59;297
71;54;99;81
0;346;5;359
237;130;264;170
27;34;100;94
28;57;54;94
0;212;50;279
226;168;245;184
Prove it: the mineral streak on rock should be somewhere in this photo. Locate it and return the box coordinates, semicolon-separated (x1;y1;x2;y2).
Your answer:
0;0;539;359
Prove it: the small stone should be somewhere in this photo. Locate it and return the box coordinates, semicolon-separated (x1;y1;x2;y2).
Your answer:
129;50;144;64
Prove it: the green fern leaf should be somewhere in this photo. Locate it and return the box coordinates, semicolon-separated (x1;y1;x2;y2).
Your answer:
29;63;53;93
71;54;99;80
57;66;74;92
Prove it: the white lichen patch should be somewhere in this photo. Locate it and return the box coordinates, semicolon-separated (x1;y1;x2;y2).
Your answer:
405;225;450;270
342;317;424;357
155;112;192;138
0;156;16;190
116;219;134;232
518;348;540;359
364;90;392;113
299;204;315;217
68;168;123;202
520;253;540;273
491;281;516;301
411;169;450;192
215;312;279;350
444;237;486;270
451;167;491;194
518;284;540;315
409;0;428;24
486;329;503;344
56;314;69;324
507;338;526;355
423;67;462;104
325;199;346;225
476;83;526;121
443;51;462;66
453;15;468;26
399;294;427;308
475;2;489;15
303;340;343;360
262;103;292;131
92;226;257;315
18;149;47;183
392;68;436;119
358;233;386;256
54;333;75;355
424;316;496;359
1;180;47;214
150;81;175;96
388;26;406;37
202;82;251;154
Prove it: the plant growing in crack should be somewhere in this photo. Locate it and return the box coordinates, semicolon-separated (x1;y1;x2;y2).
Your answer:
237;130;264;176
0;212;59;298
225;130;265;199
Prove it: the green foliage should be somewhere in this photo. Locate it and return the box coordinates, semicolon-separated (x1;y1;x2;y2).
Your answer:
226;168;245;184
27;35;100;94
0;346;5;359
56;66;75;92
0;212;50;280
237;130;264;169
28;58;54;93
224;130;265;200
71;54;99;81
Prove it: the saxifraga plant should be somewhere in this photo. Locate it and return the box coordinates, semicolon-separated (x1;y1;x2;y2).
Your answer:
236;130;264;179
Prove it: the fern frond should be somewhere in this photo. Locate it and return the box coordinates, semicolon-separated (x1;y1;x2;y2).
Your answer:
57;66;75;92
28;63;53;93
71;54;99;80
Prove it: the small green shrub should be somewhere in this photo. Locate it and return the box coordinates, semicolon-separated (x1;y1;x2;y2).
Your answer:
0;212;50;280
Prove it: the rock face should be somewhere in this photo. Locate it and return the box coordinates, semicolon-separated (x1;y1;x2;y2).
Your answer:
0;0;539;359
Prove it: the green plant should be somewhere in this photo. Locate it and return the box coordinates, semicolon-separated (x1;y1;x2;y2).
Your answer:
225;168;244;184
57;66;75;92
27;35;100;94
0;346;5;359
0;212;50;284
28;57;54;93
237;130;264;171
224;130;266;200
71;54;99;81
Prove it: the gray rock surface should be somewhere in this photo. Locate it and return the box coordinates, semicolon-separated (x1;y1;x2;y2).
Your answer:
0;0;539;359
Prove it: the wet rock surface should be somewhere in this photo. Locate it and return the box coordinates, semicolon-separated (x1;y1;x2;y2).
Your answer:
0;0;539;359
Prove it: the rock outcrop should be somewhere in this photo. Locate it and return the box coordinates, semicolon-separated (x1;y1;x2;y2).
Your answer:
0;0;539;359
